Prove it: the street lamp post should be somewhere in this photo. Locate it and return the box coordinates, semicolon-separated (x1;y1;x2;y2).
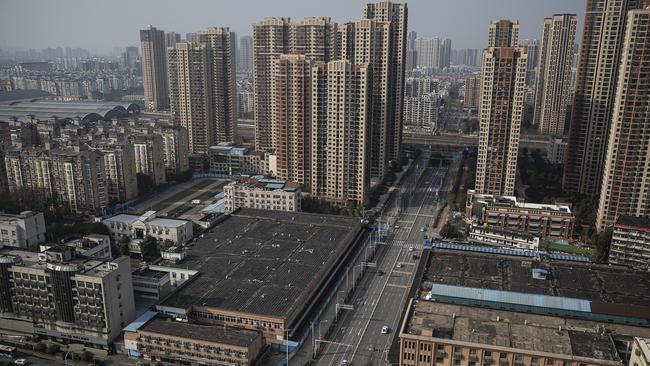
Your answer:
284;328;292;366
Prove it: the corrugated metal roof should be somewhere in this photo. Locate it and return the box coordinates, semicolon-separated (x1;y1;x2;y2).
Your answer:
123;310;157;332
431;241;538;257
547;252;589;262
429;283;592;313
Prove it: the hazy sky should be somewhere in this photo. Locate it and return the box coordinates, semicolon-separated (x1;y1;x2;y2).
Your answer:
1;0;585;53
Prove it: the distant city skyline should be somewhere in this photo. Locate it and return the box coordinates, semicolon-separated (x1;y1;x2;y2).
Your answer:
1;0;585;53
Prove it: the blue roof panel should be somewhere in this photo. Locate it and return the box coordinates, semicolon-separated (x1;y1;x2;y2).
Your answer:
429;284;592;313
123;310;158;332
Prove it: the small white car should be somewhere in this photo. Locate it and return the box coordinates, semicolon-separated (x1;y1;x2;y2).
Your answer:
14;360;28;366
408;246;414;252
382;326;390;334
394;225;400;229
420;227;425;232
341;359;348;365
396;263;403;268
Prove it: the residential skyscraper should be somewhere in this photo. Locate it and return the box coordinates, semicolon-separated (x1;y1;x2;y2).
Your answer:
596;6;650;231
415;37;440;69
271;54;313;189
475;46;527;196
363;0;408;171
452;48;481;67
238;35;253;72
167;28;237;154
253;17;290;152
140;26;169;111
252;17;337;151
519;39;539;86
167;42;211;155
464;73;481;109
197;27;238;145
563;0;645;196
439;38;452;69
405;48;417;71
407;30;417;50
488;20;520;47
341;19;391;177
533;14;577;135
164;31;181;48
311;60;371;205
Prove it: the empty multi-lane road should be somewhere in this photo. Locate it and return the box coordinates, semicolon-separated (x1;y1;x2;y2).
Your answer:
312;151;455;366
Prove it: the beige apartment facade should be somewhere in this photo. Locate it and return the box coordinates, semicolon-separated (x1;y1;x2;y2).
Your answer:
475;46;527;196
271;54;313;189
533;14;577;135
596;7;650;231
563;0;647;197
311;60;371;205
488;19;519;47
167;42;212;155
140;26;169;111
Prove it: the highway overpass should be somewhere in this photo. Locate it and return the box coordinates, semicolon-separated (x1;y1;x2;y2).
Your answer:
403;132;550;150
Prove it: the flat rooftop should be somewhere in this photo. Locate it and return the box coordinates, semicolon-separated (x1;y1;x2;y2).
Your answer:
160;208;363;319
103;213;189;228
138;316;259;347
404;300;620;361
132;267;168;280
424;249;650;307
0;247;124;278
469;190;572;213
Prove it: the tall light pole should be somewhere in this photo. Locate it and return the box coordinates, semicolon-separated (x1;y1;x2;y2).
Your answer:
284;328;293;366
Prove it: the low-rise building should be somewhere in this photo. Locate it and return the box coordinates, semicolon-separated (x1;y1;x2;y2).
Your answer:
395;244;650;366
609;216;650;271
207;144;268;176
0;245;135;348
399;299;623;366
630;337;650;366
102;211;193;251
223;178;301;213
468;224;540;250
131;267;171;300
466;190;575;238
152;209;366;349
124;314;263;366
41;234;112;259
0;211;46;249
546;136;567;165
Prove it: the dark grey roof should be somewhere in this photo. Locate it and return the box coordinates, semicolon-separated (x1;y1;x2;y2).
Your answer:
139;316;260;347
425;248;650;307
161;208;363;319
